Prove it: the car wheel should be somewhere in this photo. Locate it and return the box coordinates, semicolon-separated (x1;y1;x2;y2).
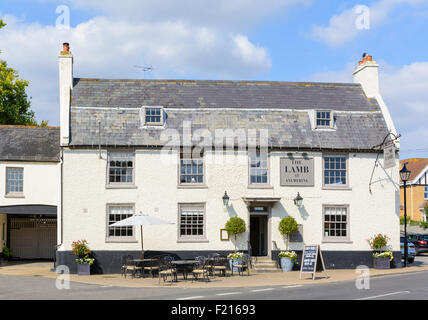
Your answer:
408;258;414;264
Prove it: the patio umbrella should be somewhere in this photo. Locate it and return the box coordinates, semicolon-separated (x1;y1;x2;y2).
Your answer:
110;213;174;259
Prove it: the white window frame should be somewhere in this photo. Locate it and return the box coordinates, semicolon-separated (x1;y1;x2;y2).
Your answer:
178;151;205;186
322;205;350;242
5;167;24;197
106;204;136;243
177;203;207;242
316;110;334;129
106;151;135;187
248;151;270;186
424;186;428;200
323;154;349;189
142;106;165;126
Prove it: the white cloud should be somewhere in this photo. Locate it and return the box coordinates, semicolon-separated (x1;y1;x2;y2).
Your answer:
310;0;428;46
308;61;428;158
0;9;278;124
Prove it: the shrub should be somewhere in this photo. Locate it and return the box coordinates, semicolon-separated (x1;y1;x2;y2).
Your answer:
368;234;390;251
225;217;246;252
278;216;298;250
72;240;91;258
2;246;13;259
373;251;393;261
278;251;297;262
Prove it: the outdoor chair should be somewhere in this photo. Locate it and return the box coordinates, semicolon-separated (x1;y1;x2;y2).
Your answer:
191;256;210;282
158;255;177;284
232;254;250;276
212;255;228;277
143;256;160;278
121;255;142;279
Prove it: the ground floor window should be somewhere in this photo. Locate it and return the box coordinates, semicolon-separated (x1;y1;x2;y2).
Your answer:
323;205;349;241
107;204;135;241
178;204;205;241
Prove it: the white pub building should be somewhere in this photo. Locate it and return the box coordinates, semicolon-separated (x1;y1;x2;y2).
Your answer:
56;43;400;273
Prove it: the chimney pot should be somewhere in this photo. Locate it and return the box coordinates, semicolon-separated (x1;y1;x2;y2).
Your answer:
63;43;70;52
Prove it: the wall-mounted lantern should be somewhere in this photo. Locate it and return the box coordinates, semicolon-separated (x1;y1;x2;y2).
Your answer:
223;191;230;207
294;192;303;207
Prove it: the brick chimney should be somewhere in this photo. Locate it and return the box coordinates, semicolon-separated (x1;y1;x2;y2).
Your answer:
59;42;73;146
353;53;379;98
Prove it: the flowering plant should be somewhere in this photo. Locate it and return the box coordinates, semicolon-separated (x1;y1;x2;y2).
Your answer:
72;240;91;258
373;251;393;261
368;234;390;251
76;255;95;265
278;251;297;262
227;252;244;259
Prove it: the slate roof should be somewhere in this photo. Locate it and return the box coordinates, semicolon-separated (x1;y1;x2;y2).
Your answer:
69;79;389;151
0;126;60;162
399;158;428;183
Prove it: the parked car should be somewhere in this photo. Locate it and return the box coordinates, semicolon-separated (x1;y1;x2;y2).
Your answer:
400;236;416;264
407;234;428;256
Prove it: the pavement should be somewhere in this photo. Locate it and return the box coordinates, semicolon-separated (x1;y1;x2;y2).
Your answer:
1;255;428;289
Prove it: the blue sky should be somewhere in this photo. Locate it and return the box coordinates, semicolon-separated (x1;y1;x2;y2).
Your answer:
1;0;427;159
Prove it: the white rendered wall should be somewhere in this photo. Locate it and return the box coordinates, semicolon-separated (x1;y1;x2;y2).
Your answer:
60;149;400;253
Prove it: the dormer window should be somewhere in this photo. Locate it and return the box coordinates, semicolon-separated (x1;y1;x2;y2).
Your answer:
143;106;164;126
316;110;333;128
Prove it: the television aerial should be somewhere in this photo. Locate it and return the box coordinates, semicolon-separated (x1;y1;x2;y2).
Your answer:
134;65;153;78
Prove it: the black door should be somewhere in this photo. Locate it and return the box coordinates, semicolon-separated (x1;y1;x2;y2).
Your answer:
250;215;268;256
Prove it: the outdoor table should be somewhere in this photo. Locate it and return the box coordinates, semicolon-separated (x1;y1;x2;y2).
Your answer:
129;259;157;278
171;260;198;280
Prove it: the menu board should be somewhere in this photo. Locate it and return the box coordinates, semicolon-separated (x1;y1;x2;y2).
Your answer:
299;245;328;280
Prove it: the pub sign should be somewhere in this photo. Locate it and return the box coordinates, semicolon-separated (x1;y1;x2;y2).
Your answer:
280;157;314;186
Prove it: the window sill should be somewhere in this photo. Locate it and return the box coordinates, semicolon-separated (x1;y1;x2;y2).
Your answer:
322;186;352;191
178;185;208;189
247;185;274;189
4;194;25;199
177;239;209;243
105;239;138;243
106;185;138;190
322;240;353;244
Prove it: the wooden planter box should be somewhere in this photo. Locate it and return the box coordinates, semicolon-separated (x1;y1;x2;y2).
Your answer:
77;263;91;275
373;257;390;269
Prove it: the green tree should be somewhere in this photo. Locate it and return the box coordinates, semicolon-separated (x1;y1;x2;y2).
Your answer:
278;216;298;250
0;19;46;126
225;217;246;252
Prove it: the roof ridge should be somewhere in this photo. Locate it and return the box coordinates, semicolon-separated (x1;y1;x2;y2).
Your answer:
73;77;360;87
0;125;60;129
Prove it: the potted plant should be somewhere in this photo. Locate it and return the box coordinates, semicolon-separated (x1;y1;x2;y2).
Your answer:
224;217;246;253
72;240;95;275
278;216;298;271
368;234;392;269
2;246;13;261
278;251;297;272
227;252;244;273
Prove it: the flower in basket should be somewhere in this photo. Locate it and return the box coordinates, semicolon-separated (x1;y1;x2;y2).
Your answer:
72;240;91;258
76;255;95;265
367;234;390;251
278;251;297;262
227;252;244;259
373;251;393;261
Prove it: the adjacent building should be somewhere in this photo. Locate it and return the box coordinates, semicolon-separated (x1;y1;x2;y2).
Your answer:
0;125;61;260
54;44;401;273
400;158;428;222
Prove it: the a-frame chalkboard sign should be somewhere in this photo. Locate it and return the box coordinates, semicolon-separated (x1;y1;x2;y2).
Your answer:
299;245;328;280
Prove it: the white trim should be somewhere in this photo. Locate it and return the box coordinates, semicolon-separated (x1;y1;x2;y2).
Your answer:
71;106;382;114
409;164;428;185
